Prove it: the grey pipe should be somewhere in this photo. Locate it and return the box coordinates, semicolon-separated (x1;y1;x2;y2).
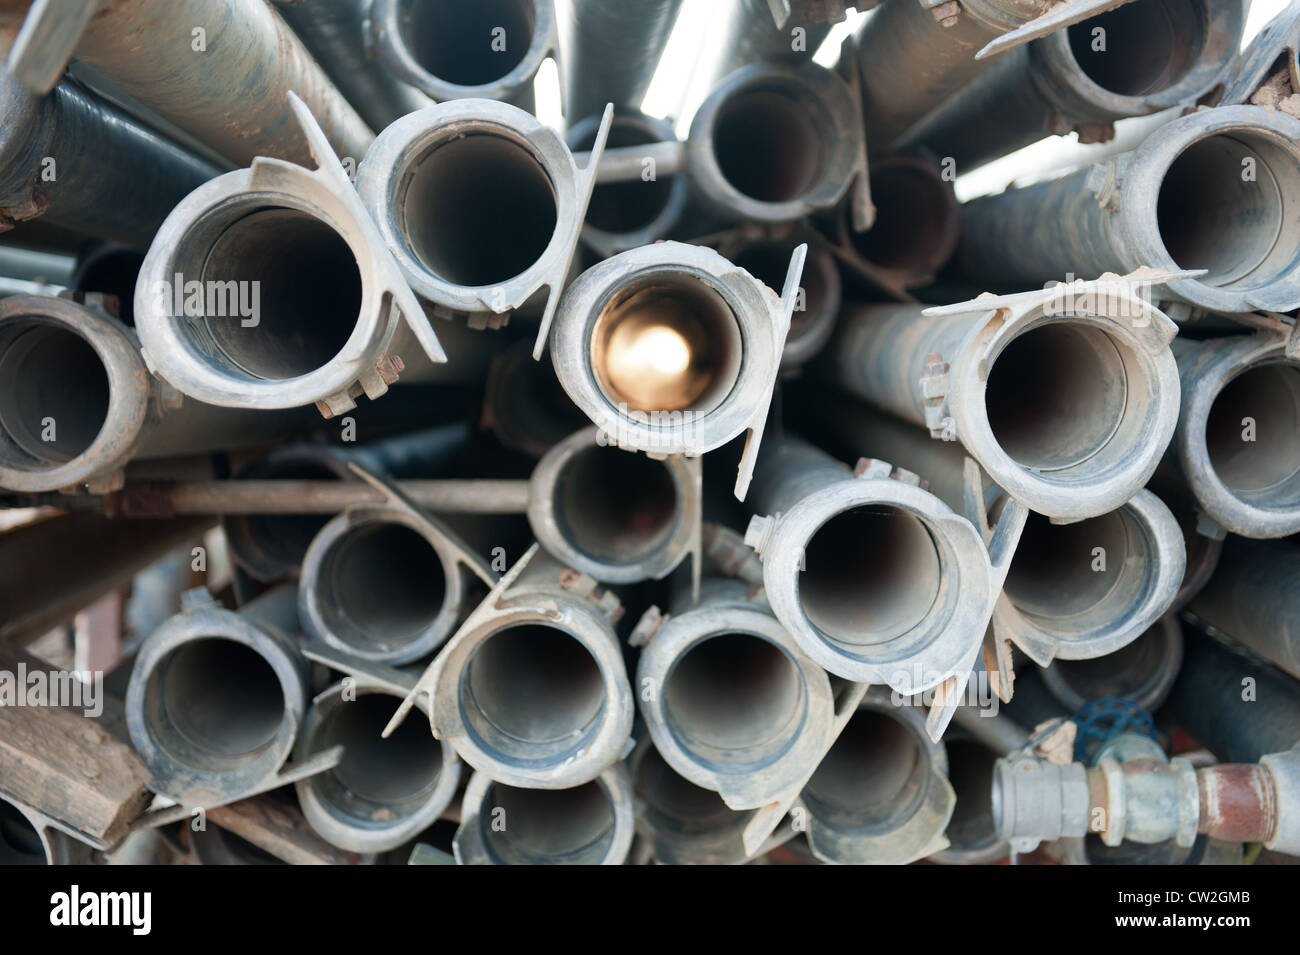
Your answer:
930;729;1014;864
1040;613;1184;712
0;798;95;864
481;337;589;458
0;247;74;286
560;0;682;123
712;0;845;81
958;105;1300;314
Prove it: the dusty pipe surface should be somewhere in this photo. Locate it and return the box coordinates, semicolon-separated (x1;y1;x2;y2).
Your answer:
823;275;1180;520
454;764;635;865
898;0;1245;171
64;0;373;167
135;96;457;417
1148;471;1224;612
686;61;864;226
0;295;308;494
560;0;682;123
294;678;460;853
930;730;1012;864
1188;536;1300;680
370;0;556;111
1040;614;1184;712
271;0;432;132
565;111;688;259
800;687;956;864
481;337;589;458
958;105;1300;314
745;436;1000;714
0;798;95;864
1167;331;1300;538
389;546;633;789
125;584;309;806
527;425;699;584
0;74;219;247
635;577;834;810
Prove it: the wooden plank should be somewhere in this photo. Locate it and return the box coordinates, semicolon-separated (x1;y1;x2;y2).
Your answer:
206;791;362;866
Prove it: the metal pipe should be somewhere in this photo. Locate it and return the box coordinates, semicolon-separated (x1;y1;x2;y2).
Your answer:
481;337;590;458
0;246;74;285
635;577;834;810
1;75;219;248
565;110;688;258
930;731;1011;864
800;687;955;864
0;797;94;864
958;105;1300;314
527;425;699;584
393;546;633;789
898;0;1246;171
1167;331;1300;538
1040;614;1183;712
71;243;143;326
1187;536;1300;681
125;585;308;806
686;61;864;226
745;435;995;703
294;679;460;853
369;0;556;111
560;0;683;123
822;276;1181;520
271;0;433;132
712;0;847;81
1148;471;1224;613
453;764;635;865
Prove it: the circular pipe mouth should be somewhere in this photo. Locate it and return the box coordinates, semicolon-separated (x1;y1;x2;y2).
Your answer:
732;240;838;365
1066;0;1206;97
478;779;616;864
849;161;958;276
662;633;804;767
0;319;110;469
798;505;942;649
1155;131;1300;293
942;737;1002;858
550;443;680;567
589;272;744;417
311;519;450;661
1045;617;1182;710
711;85;829;204
0;801;47;865
1204;360;1300;508
142;637;288;773
73;247;145;326
164;205;363;381
397;0;538;90
487;341;588;456
802;705;931;831
635;743;752;839
399;131;558;288
460;623;607;764
571;118;675;236
225;458;344;581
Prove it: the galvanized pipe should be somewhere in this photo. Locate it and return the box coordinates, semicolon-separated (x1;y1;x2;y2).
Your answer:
1167;332;1300;538
294;679;460;853
823;281;1180;520
481;337;589;458
1040;613;1184;712
958;105;1300;314
369;0;556;111
71;243;144;325
560;0;683;123
636;577;834;810
801;687;955;864
898;0;1246;171
454;764;635;865
0;295;306;494
0;246;74;286
1187;536;1300;681
527;425;699;584
1;74;219;248
712;0;845;81
271;0;433;132
0;797;94;864
125;584;308;806
930;731;1012;864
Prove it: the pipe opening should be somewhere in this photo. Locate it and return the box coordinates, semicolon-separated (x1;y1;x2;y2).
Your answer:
404;0;535;86
1156;133;1300;290
985;322;1129;472
851;164;953;272
590;273;743;415
553;445;679;565
574;121;673;234
144;638;285;770
944;738;1000;856
237;461;342;574
734;241;827;345
402;134;557;287
317;521;447;657
712;86;828;203
1067;0;1205;96
0;801;45;865
636;744;749;837
803;706;930;830
196;208;361;380
799;506;941;647
663;633;804;765
1050;623;1172;702
0;321;109;468
74;248;144;326
1004;508;1144;629
1205;361;1300;504
480;780;615;864
462;624;606;762
312;693;444;817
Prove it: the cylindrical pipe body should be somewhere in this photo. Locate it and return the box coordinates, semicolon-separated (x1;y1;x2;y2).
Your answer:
930;729;1012;864
0;798;95;864
482;337;589;458
713;0;841;80
1041;614;1184;712
560;0;683;123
